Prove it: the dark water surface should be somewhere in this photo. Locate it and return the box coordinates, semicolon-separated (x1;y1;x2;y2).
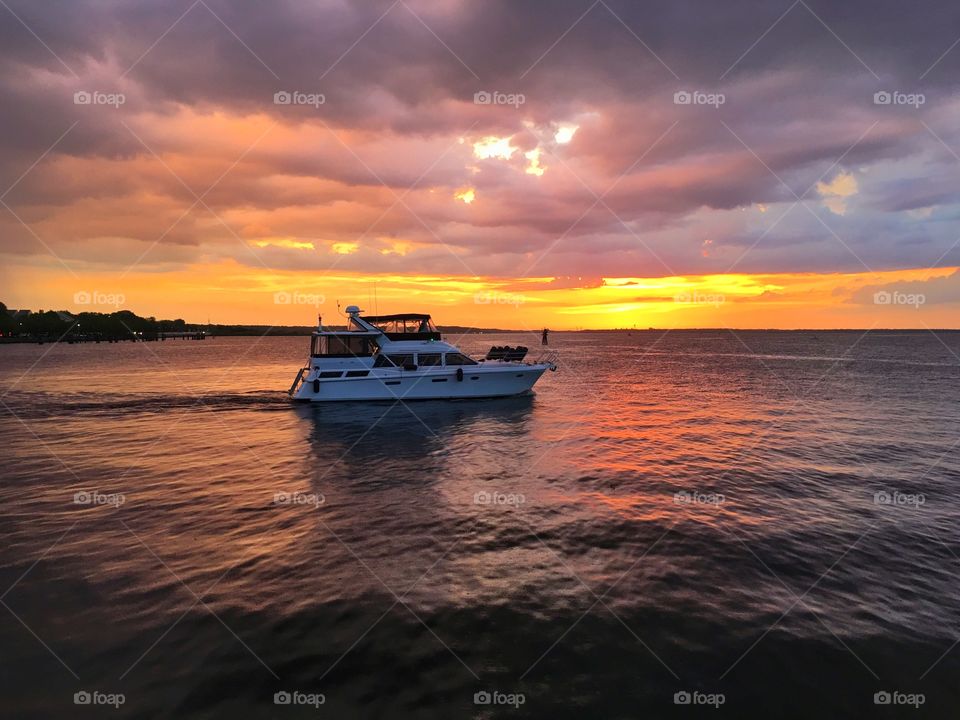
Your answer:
2;331;960;718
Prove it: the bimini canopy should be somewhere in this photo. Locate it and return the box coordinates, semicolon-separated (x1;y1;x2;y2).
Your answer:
351;313;440;339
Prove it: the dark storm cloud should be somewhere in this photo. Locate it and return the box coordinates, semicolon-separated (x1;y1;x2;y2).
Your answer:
6;0;960;122
1;0;960;277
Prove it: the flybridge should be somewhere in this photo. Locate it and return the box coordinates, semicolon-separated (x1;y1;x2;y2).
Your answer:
351;312;441;340
310;307;441;356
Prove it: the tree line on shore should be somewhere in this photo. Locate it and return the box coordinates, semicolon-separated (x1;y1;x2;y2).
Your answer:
0;302;189;340
0;302;322;340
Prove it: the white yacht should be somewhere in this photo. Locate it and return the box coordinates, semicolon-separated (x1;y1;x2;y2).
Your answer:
289;306;557;402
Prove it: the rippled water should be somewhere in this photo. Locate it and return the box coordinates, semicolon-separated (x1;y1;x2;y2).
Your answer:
2;331;960;718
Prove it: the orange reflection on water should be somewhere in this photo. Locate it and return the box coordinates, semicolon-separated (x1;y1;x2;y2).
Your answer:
570;490;768;530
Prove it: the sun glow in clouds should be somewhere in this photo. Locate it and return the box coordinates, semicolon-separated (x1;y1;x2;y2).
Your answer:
472;136;517;160
331;242;359;255
554;124;578;144
525;148;545;176
253;238;315;250
454;188;476;204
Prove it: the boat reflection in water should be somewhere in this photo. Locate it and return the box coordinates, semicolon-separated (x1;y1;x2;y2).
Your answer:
288;394;541;612
293;394;536;466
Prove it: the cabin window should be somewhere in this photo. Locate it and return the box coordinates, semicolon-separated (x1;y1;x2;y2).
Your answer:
443;352;477;366
311;335;373;357
417;353;442;366
345;370;369;378
387;354;415;368
327;336;371;356
373;354;396;368
318;371;343;379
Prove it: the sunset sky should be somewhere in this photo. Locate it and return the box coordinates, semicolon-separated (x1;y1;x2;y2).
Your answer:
1;0;960;328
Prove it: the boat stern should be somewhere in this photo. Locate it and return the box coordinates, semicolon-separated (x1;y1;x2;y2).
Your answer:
288;366;314;401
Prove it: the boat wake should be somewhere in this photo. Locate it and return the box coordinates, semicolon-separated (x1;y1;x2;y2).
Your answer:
1;390;287;418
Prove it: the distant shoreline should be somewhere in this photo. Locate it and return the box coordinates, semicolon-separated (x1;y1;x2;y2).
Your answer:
4;326;960;344
6;302;960;339
139;326;960;334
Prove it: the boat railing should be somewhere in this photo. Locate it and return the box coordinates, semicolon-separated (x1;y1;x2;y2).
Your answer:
288;366;309;395
533;351;559;369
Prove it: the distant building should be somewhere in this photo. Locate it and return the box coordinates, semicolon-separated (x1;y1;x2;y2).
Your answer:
56;311;75;322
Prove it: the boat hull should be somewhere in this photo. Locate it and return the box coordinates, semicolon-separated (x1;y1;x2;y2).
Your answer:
290;364;550;402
